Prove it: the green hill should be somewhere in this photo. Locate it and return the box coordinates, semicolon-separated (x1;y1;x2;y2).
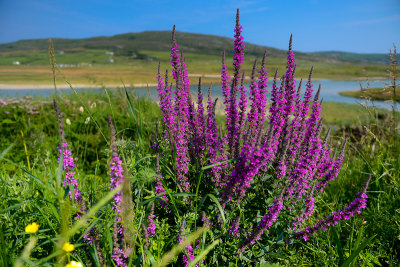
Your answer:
0;31;391;66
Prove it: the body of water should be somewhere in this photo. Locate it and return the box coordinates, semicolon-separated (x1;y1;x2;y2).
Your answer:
0;79;398;110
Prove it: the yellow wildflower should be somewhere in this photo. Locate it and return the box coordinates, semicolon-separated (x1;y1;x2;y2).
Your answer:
62;242;75;252
25;222;39;233
66;261;83;267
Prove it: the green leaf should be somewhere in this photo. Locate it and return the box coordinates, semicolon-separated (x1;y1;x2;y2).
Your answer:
144;250;157;266
123;83;143;146
331;226;344;265
207;194;226;227
340;234;376;267
201;158;237;171
0;119;16;124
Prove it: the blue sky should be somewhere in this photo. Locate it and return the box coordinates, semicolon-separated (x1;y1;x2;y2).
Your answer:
0;0;399;53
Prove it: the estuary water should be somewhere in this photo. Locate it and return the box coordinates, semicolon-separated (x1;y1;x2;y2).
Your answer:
0;79;397;110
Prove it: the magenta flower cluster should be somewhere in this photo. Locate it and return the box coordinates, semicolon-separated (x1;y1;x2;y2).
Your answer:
154;8;371;256
58;142;82;202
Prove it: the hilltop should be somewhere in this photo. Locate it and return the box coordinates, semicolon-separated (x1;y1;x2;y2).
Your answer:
0;31;390;66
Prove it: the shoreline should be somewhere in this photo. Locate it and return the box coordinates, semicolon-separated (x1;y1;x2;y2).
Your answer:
0;83;158;90
0;76;389;90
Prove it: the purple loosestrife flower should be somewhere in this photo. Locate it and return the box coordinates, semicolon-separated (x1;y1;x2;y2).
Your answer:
201;211;213;227
155;175;169;208
285;79;304;161
282;35;296;124
295;176;371;241
255;52;268;133
194;78;206;158
59;142;82;202
168;28;191;193
170;25;181;80
147;203;156;238
241;194;284;252
110;152;124;213
222;136;276;204
157;65;174;136
108;115;128;267
225;9;245;157
112;222;127;267
157;63;165;112
53;99;82;203
286;68;314;162
316;138;348;192
205;94;227;188
142;223;150;251
268;69;281;128
221;51;230;106
292;193;315;230
246;59;260;136
154;152;169;209
228;216;241;237
178;219;195;267
300;85;322;155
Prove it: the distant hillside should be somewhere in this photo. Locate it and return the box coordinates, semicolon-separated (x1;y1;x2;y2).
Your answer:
0;31;391;65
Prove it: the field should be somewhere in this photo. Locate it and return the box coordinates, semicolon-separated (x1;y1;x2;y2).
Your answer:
0;55;393;87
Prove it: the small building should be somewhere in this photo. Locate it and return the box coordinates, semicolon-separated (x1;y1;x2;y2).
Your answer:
12;61;20;65
105;51;114;55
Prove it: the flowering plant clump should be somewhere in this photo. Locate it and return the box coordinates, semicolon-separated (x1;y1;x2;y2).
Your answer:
152;8;371;261
21;9;375;266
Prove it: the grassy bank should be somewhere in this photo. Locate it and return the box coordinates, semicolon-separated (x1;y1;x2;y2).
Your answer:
339;86;399;102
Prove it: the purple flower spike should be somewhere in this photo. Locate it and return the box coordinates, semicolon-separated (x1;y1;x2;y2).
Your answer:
178;219;197;267
58;142;82;202
108;115;128;267
53;99;82;203
241;193;284;252
147;203;156;238
295;176;371;241
228;216;241;237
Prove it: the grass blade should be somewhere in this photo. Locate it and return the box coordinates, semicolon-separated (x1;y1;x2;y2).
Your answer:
188;239;220;267
331;226;344;265
340;234;376;267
